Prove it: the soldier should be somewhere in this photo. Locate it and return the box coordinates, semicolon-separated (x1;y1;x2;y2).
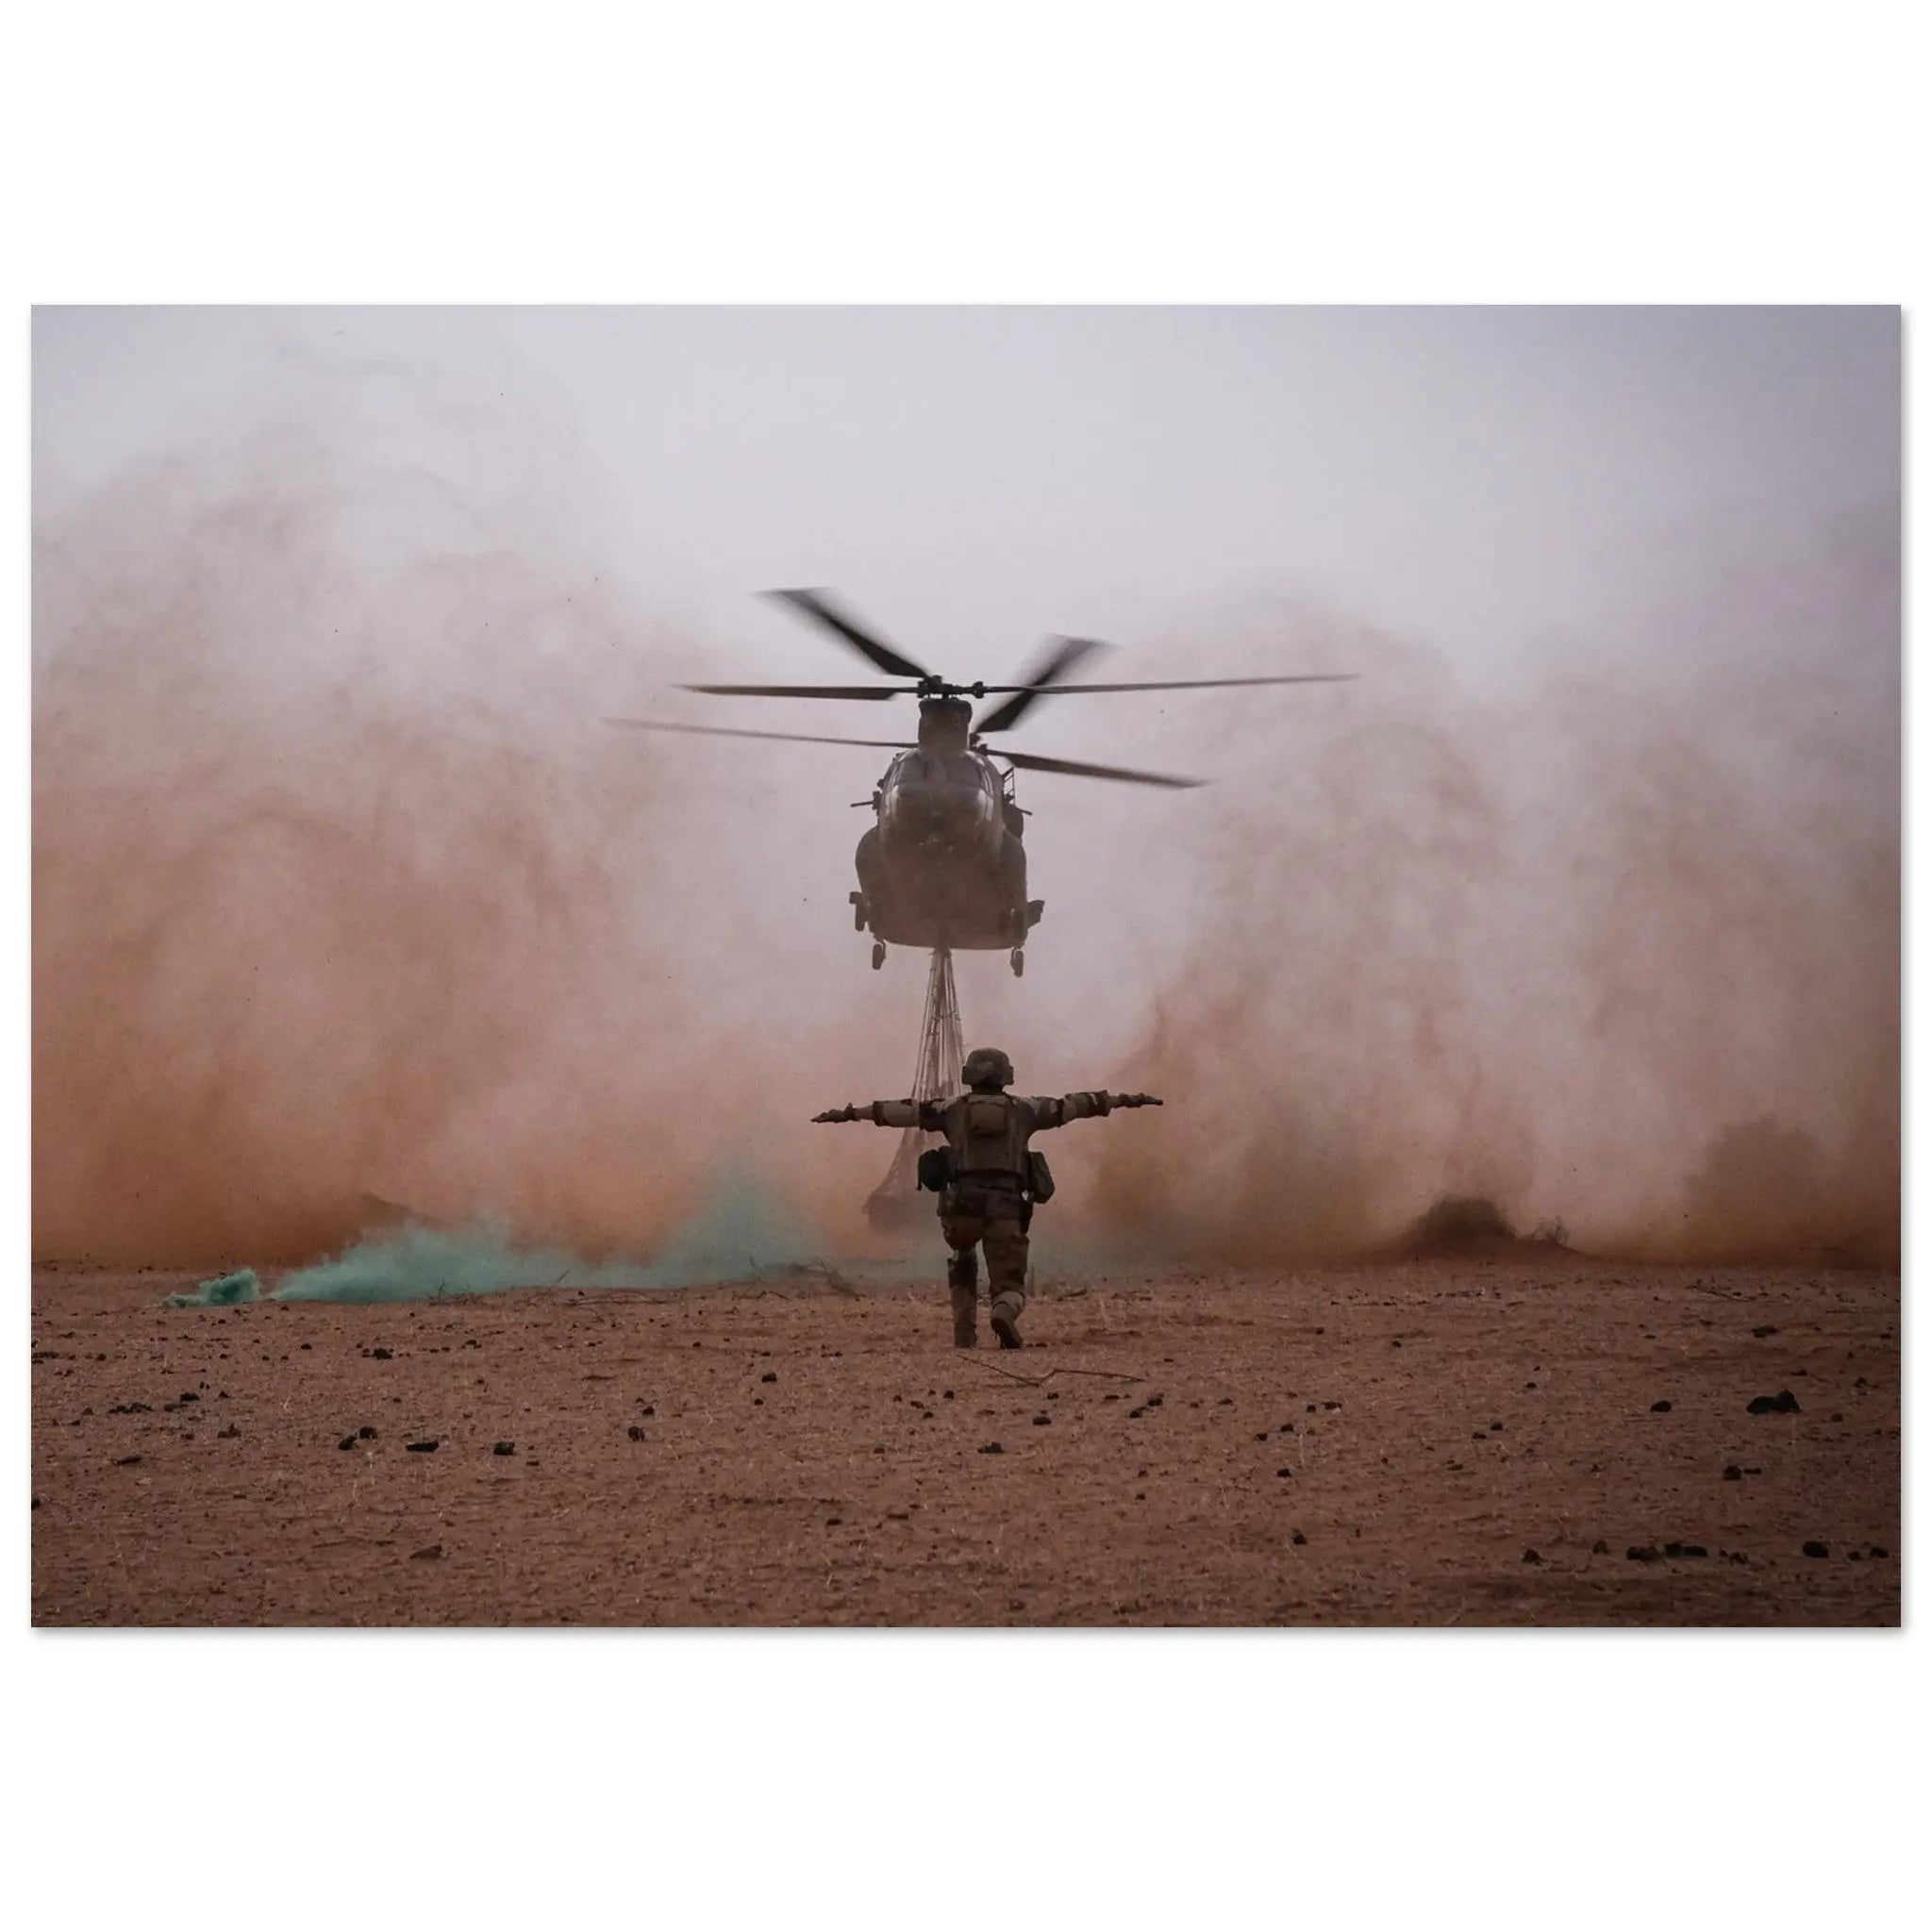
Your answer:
814;1046;1161;1349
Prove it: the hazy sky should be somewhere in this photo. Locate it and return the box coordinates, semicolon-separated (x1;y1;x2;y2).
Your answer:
34;306;1900;680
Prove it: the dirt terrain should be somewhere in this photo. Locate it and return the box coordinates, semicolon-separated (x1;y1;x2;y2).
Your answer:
31;1256;1899;1626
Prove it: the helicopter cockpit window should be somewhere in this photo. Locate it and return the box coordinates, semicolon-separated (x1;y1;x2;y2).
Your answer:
904;750;984;789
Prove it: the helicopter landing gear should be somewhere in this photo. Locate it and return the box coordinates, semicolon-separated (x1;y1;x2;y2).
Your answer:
1009;947;1025;978
871;941;887;971
850;891;869;932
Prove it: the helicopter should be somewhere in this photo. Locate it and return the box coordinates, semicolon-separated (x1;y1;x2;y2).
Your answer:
606;589;1352;974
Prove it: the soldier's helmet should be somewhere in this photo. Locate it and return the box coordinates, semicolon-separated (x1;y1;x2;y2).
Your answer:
961;1046;1014;1091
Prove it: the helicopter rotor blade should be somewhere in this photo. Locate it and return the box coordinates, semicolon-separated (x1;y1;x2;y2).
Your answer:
763;589;932;682
605;718;916;751
678;682;910;700
996;749;1206;789
976;672;1357;697
973;635;1112;736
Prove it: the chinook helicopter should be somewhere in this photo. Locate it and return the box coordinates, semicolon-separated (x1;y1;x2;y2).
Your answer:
607;589;1352;974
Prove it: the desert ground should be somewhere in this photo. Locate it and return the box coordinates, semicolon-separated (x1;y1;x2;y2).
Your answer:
31;1253;1899;1626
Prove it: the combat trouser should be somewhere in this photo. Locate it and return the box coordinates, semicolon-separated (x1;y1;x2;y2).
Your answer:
939;1180;1030;1347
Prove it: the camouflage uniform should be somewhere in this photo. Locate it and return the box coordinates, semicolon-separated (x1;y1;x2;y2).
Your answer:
816;1048;1160;1348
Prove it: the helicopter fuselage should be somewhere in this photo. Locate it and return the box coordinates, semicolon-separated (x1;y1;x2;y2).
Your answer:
852;698;1041;960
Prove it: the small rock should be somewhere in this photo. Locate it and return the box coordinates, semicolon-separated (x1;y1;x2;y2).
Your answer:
1291;1531;1307;1546
1751;1324;1777;1338
1626;1545;1661;1562
410;1543;442;1560
1746;1391;1801;1415
1032;1413;1051;1425
1664;1542;1707;1559
1523;1549;1541;1564
1147;1395;1164;1407
179;1391;199;1403
1871;1545;1890;1559
1802;1541;1828;1558
406;1439;439;1453
1650;1400;1672;1413
1275;1467;1293;1479
493;1441;515;1456
977;1441;1004;1455
1255;1432;1270;1441
942;1391;954;1400
824;1517;842;1527
1723;1465;1741;1480
358;1425;377;1439
637;1404;655;1416
218;1424;241;1439
1591;1540;1609;1555
113;1455;142;1467
760;1372;776;1383
1829;1411;1843;1423
338;1434;357;1450
1489;1421;1504;1432
627;1425;645;1441
372;1347;392;1360
1127;1407;1146;1419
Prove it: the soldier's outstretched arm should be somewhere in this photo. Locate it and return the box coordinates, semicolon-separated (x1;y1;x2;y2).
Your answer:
811;1099;941;1127
1024;1091;1164;1130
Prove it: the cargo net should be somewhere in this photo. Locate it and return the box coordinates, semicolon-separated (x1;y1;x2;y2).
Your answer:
865;947;963;1231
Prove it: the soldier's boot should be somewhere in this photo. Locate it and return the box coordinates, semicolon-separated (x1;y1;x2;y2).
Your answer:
990;1291;1025;1351
947;1251;979;1348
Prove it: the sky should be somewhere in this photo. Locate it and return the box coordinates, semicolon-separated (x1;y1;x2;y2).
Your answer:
34;304;1899;674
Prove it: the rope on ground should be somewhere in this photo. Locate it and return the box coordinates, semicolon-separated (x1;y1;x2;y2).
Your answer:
957;1357;1146;1388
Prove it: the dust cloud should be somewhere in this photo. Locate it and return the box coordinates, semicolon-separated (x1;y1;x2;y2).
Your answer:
1078;513;1899;1267
31;404;857;1266
34;386;1898;1273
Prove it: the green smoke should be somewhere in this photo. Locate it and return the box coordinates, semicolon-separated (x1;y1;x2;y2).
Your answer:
268;1170;831;1304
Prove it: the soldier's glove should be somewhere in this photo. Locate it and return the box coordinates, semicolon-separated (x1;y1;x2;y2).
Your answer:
1117;1092;1163;1108
812;1106;860;1124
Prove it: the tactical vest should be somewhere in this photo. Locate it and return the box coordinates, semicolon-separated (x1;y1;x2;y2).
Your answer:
945;1091;1028;1178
